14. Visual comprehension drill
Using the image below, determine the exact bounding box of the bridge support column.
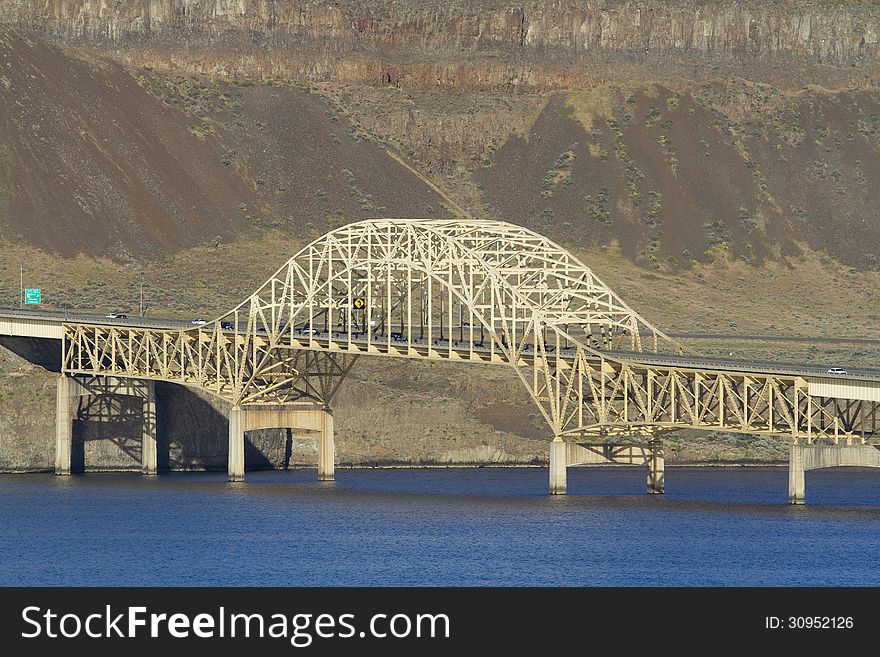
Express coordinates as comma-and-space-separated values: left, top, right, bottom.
228, 406, 245, 482
54, 375, 71, 476
647, 439, 665, 495
788, 444, 880, 504
318, 410, 335, 482
789, 445, 805, 505
141, 380, 157, 476
549, 438, 567, 495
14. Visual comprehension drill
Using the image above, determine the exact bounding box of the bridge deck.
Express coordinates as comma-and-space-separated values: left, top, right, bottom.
3, 309, 878, 384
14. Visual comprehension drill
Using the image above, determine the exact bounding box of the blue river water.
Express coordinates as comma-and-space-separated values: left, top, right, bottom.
1, 466, 879, 586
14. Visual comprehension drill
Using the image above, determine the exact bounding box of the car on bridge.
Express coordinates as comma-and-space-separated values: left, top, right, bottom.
191, 318, 208, 325
826, 367, 848, 375
104, 312, 128, 319
220, 322, 234, 330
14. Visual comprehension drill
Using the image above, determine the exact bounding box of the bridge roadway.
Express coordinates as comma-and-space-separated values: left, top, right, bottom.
3, 308, 879, 384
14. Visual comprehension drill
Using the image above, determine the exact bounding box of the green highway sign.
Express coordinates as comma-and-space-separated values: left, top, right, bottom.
24, 288, 41, 305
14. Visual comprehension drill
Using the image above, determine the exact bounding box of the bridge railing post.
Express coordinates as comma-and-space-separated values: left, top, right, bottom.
54, 375, 71, 476
550, 437, 567, 495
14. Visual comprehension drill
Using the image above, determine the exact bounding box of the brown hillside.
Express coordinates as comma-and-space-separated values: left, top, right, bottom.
131, 70, 451, 233
0, 28, 271, 257
0, 28, 451, 258
473, 84, 880, 269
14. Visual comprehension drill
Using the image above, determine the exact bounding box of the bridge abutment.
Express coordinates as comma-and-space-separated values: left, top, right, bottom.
54, 375, 72, 476
789, 444, 880, 504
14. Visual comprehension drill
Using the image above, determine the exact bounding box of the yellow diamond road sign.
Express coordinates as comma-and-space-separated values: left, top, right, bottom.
353, 297, 365, 310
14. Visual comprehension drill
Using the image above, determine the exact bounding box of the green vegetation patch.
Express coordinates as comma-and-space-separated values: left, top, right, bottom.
585, 188, 611, 225
541, 150, 576, 197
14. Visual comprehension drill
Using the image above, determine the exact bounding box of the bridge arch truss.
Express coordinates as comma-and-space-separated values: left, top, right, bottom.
61, 219, 880, 443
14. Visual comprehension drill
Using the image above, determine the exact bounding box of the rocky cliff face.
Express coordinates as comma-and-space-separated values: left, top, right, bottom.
4, 0, 877, 62
3, 1, 879, 88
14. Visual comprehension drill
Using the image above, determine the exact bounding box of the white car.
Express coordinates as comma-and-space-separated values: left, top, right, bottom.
105, 312, 128, 319
826, 367, 848, 375
191, 318, 208, 325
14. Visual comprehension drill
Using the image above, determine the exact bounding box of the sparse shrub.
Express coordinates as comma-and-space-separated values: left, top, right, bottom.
540, 150, 576, 197
585, 188, 611, 225
791, 206, 808, 221
703, 218, 731, 247
645, 191, 663, 226
739, 207, 758, 231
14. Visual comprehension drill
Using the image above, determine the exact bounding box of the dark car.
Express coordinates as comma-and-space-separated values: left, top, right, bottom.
220, 322, 234, 330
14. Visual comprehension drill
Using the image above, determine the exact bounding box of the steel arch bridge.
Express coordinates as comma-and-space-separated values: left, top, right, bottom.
61, 218, 880, 447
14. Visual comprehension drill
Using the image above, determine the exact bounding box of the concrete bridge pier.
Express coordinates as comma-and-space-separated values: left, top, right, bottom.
54, 375, 72, 475
646, 440, 665, 495
788, 445, 805, 505
789, 444, 880, 504
549, 438, 567, 495
228, 406, 245, 482
553, 439, 665, 496
318, 410, 335, 482
227, 405, 335, 482
141, 380, 157, 476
